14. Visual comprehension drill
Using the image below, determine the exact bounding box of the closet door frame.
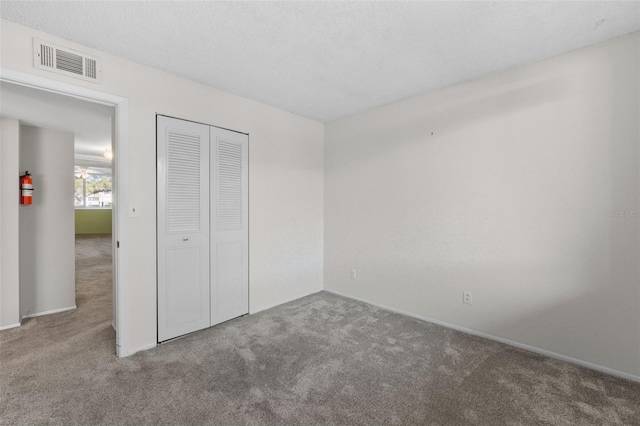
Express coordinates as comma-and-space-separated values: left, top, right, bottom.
156, 114, 249, 343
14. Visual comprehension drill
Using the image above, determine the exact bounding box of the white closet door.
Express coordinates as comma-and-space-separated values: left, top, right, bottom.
157, 116, 210, 342
210, 126, 249, 326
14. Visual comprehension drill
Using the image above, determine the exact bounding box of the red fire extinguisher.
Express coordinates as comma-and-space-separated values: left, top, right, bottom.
20, 171, 33, 205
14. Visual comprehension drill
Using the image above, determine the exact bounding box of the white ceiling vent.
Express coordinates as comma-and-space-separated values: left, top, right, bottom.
33, 38, 102, 83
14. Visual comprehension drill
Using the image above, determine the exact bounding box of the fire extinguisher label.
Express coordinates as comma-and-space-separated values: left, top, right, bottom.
22, 190, 33, 196
22, 184, 33, 190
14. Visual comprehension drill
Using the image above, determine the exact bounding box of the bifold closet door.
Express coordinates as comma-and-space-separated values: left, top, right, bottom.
158, 116, 249, 342
157, 116, 210, 342
210, 127, 249, 326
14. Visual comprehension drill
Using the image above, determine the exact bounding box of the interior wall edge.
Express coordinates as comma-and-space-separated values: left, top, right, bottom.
0, 322, 21, 331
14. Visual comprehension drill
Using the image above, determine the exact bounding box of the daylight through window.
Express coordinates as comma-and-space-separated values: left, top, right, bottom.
75, 172, 112, 208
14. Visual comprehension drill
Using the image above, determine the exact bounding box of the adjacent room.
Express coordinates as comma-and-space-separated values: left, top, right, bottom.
0, 2, 639, 425
0, 81, 117, 352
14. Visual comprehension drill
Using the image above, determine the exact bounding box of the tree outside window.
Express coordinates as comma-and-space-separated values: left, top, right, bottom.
75, 174, 112, 208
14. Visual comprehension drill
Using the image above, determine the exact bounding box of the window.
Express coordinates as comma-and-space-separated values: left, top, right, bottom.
75, 171, 112, 208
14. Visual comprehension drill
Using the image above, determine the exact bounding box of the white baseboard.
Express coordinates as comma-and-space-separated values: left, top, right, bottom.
324, 289, 640, 384
250, 288, 323, 315
120, 342, 157, 357
0, 322, 21, 331
21, 305, 77, 319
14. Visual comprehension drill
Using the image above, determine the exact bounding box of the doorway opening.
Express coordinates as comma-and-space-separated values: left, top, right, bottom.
0, 69, 130, 357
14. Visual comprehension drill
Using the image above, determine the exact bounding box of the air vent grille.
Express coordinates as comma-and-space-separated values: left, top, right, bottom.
40, 44, 54, 67
56, 49, 83, 75
85, 57, 97, 79
33, 38, 102, 83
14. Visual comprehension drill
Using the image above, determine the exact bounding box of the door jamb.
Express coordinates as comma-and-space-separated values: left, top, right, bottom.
0, 68, 131, 357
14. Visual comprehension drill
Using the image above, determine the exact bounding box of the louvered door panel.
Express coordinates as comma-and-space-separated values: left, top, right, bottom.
167, 132, 201, 233
210, 128, 249, 326
157, 116, 210, 342
217, 140, 243, 230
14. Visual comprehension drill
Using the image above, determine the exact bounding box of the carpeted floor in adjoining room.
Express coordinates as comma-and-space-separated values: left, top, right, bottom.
1, 234, 639, 425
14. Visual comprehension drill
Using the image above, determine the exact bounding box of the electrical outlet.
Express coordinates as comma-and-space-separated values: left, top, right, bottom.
350, 269, 357, 280
463, 291, 472, 305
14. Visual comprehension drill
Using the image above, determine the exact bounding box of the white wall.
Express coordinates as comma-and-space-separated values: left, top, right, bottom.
0, 118, 20, 328
325, 33, 640, 377
1, 20, 324, 352
19, 125, 75, 317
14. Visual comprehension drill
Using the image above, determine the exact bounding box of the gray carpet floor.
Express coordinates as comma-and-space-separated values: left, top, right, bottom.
1, 234, 639, 425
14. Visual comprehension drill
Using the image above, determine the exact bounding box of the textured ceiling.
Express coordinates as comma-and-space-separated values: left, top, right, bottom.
0, 81, 113, 163
1, 1, 639, 122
